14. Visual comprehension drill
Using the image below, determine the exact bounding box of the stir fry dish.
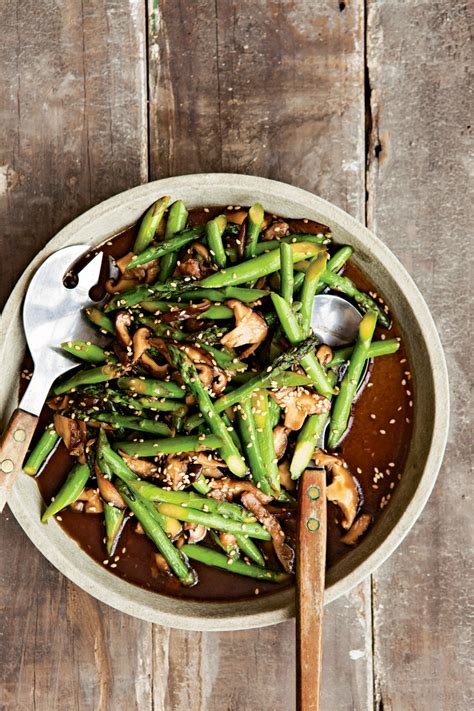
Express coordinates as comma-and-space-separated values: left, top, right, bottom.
22, 197, 414, 599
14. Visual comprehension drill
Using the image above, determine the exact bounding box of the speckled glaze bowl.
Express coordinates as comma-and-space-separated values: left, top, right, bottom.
0, 175, 449, 631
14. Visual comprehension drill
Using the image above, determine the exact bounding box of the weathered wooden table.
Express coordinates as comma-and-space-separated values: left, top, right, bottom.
1, 2, 471, 709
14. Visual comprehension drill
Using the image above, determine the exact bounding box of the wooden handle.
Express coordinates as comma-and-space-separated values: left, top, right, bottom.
296, 468, 327, 711
0, 409, 38, 512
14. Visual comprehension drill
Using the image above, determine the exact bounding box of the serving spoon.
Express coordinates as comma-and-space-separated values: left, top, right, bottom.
0, 245, 104, 512
296, 294, 362, 711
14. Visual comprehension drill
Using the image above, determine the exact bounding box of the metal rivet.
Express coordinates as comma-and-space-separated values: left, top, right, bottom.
306, 517, 320, 532
308, 484, 320, 500
13, 428, 26, 443
0, 459, 14, 473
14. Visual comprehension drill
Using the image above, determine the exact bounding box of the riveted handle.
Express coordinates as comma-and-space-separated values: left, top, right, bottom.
0, 409, 38, 512
296, 468, 327, 711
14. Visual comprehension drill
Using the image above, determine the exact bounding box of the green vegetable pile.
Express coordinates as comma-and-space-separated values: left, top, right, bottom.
23, 196, 399, 587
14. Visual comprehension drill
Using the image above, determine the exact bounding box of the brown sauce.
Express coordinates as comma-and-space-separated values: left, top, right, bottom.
22, 206, 414, 602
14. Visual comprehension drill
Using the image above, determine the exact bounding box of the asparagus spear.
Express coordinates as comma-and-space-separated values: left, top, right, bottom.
115, 435, 223, 457
234, 535, 265, 567
236, 400, 273, 496
91, 412, 172, 437
210, 530, 240, 559
328, 311, 378, 447
251, 390, 280, 495
206, 215, 227, 268
185, 334, 321, 430
128, 226, 205, 270
271, 292, 335, 399
133, 196, 170, 254
156, 502, 271, 540
168, 345, 247, 477
181, 544, 288, 582
244, 203, 265, 258
158, 200, 189, 282
115, 480, 196, 585
23, 424, 60, 476
320, 270, 391, 328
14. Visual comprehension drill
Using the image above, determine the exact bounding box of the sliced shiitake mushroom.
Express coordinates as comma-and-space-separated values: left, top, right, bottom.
221, 300, 268, 358
313, 449, 360, 529
340, 513, 372, 545
270, 387, 331, 430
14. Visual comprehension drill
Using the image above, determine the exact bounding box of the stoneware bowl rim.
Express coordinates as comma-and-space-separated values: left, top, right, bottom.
0, 174, 449, 631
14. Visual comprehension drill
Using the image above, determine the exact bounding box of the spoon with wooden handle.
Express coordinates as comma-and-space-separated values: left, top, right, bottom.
296, 465, 327, 711
296, 294, 363, 709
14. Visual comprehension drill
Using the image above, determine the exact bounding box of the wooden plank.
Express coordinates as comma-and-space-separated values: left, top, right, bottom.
0, 2, 149, 709
0, 0, 148, 308
366, 1, 472, 709
150, 3, 371, 710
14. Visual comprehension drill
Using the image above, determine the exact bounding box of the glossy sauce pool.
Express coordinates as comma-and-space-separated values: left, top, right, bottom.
23, 207, 414, 602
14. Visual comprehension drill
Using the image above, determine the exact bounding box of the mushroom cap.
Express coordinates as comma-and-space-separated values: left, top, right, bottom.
313, 449, 360, 529
221, 299, 268, 358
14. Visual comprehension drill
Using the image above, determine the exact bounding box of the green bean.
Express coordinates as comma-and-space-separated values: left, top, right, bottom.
234, 535, 265, 567
41, 462, 90, 522
52, 363, 121, 395
198, 304, 234, 320
315, 246, 353, 294
176, 286, 269, 304
181, 544, 288, 582
156, 503, 271, 540
129, 225, 205, 270
252, 390, 280, 495
244, 203, 265, 258
23, 424, 60, 476
253, 233, 328, 255
117, 376, 185, 399
168, 345, 247, 477
328, 311, 378, 447
236, 400, 273, 497
270, 292, 335, 399
192, 473, 211, 495
290, 371, 337, 479
104, 505, 126, 556
201, 242, 325, 288
105, 278, 204, 312
91, 412, 172, 437
300, 252, 328, 336
329, 338, 400, 367
135, 398, 189, 416
206, 214, 227, 268
127, 478, 255, 522
61, 340, 111, 364
158, 200, 189, 282
116, 481, 196, 585
293, 271, 305, 294
133, 195, 170, 254
280, 242, 294, 304
84, 307, 115, 334
114, 435, 223, 457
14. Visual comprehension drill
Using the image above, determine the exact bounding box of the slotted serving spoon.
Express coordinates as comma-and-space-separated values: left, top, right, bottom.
0, 245, 104, 512
297, 294, 362, 711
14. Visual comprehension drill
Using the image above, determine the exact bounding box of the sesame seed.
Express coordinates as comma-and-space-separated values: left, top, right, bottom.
379, 429, 386, 435
370, 414, 376, 420
389, 419, 396, 424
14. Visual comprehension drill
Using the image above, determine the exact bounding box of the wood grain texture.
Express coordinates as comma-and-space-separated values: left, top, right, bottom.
0, 0, 148, 307
296, 469, 327, 711
0, 409, 37, 512
366, 1, 473, 709
150, 3, 373, 711
1, 0, 471, 709
0, 2, 150, 709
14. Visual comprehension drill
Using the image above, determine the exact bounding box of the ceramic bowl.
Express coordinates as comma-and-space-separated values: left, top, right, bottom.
0, 174, 449, 631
